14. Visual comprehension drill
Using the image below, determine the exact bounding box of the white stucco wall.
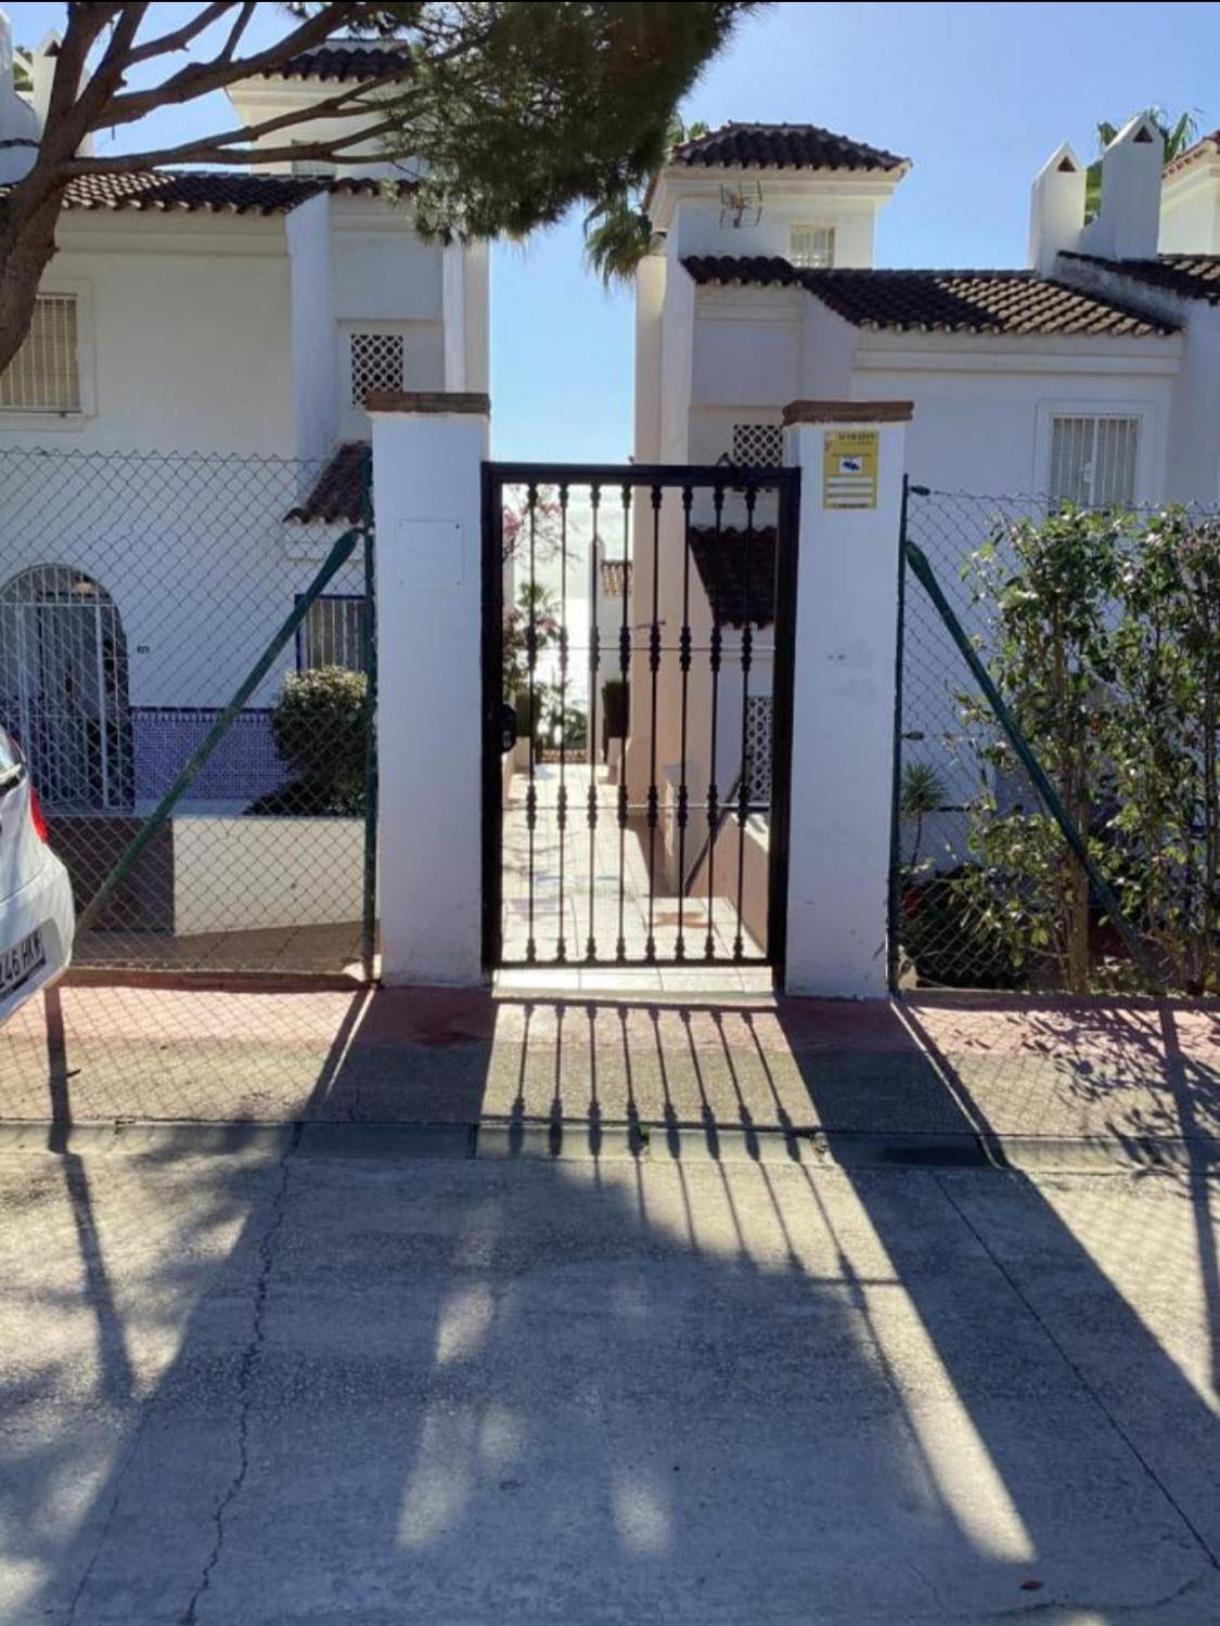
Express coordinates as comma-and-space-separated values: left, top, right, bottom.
0, 215, 297, 455
1056, 254, 1220, 505
1160, 167, 1220, 253
853, 337, 1178, 499
656, 172, 896, 268
173, 816, 363, 936
287, 192, 340, 465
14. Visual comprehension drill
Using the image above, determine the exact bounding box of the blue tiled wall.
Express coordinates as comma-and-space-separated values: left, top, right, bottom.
133, 708, 289, 805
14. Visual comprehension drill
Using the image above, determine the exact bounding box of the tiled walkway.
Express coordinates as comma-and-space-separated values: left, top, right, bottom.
500, 762, 761, 969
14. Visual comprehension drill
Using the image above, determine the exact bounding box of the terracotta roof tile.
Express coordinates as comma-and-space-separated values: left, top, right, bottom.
9, 170, 406, 217
689, 527, 777, 630
1164, 130, 1220, 180
1063, 252, 1220, 305
265, 42, 412, 84
683, 256, 1178, 336
671, 122, 907, 175
285, 443, 370, 525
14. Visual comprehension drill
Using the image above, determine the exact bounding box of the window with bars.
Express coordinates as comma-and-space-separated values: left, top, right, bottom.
0, 295, 81, 413
789, 224, 835, 269
731, 422, 784, 467
349, 331, 404, 407
1049, 415, 1140, 508
297, 595, 367, 672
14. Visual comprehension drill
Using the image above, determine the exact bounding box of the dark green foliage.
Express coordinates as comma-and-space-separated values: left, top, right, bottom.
247, 665, 368, 817
388, 7, 755, 247
901, 869, 1020, 990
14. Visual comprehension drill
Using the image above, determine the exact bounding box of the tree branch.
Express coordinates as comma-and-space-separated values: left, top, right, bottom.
122, 2, 240, 68
216, 1, 259, 66
94, 3, 367, 129
67, 74, 418, 173
64, 118, 407, 175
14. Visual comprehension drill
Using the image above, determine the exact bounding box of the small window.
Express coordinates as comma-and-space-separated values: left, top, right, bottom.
789, 225, 835, 270
298, 595, 366, 672
1049, 415, 1140, 508
732, 422, 784, 467
0, 294, 80, 413
349, 331, 404, 407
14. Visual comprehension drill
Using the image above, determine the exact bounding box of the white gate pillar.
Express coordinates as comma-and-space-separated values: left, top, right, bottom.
368, 390, 490, 985
781, 400, 912, 998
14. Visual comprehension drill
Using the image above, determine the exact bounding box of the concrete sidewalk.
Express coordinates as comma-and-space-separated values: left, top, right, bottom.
2, 1146, 1219, 1624
0, 979, 1217, 1169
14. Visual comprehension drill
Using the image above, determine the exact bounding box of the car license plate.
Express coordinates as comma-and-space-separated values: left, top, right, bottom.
0, 928, 45, 998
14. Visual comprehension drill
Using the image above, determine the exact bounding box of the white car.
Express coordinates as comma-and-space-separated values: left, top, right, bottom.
0, 725, 75, 1024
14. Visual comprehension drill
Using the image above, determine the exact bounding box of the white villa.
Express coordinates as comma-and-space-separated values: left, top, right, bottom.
0, 22, 487, 816
625, 115, 1220, 922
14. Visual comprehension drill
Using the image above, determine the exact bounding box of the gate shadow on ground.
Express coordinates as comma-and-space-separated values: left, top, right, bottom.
4, 987, 1220, 1621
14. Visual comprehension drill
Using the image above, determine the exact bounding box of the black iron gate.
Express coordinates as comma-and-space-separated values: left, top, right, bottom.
482, 461, 801, 974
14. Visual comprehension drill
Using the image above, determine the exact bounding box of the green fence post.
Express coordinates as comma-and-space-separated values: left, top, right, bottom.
902, 535, 1164, 993
75, 525, 363, 942
886, 475, 911, 992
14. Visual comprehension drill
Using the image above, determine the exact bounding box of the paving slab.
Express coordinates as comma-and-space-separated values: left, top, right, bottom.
1, 1150, 1219, 1624
1, 984, 1217, 1175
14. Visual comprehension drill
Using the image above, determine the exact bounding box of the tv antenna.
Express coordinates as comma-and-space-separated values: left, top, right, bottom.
719, 179, 763, 229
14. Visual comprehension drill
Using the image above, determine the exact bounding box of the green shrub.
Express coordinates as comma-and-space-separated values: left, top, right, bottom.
248, 665, 368, 817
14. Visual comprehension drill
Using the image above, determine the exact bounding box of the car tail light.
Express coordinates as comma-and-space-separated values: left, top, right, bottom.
29, 784, 49, 842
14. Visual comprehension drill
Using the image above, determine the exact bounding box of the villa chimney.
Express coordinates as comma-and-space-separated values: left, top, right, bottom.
1029, 143, 1085, 274
28, 32, 59, 134
1081, 114, 1164, 261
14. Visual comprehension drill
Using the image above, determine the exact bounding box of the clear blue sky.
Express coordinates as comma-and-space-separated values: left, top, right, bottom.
10, 2, 1217, 460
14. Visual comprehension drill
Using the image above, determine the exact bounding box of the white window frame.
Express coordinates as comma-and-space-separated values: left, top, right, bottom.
0, 281, 95, 428
788, 223, 836, 270
1033, 401, 1159, 508
296, 593, 366, 673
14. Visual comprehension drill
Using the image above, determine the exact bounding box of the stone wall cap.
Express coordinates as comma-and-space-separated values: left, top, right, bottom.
782, 399, 913, 425
365, 390, 491, 416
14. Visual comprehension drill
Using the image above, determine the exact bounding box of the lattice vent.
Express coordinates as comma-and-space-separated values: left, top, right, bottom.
744, 694, 774, 807
350, 331, 404, 407
731, 422, 784, 468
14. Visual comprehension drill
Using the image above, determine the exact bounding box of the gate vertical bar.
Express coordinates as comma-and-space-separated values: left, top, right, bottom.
675, 485, 693, 960
645, 484, 662, 962
481, 463, 504, 972
585, 483, 601, 961
704, 483, 725, 961
524, 483, 538, 963
766, 468, 802, 983
733, 486, 757, 961
556, 483, 569, 962
616, 481, 631, 963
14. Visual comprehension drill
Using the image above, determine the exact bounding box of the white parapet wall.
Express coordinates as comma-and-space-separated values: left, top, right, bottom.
172, 816, 363, 936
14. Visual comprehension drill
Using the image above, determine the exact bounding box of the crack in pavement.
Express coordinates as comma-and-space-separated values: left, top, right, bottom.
179, 1129, 300, 1626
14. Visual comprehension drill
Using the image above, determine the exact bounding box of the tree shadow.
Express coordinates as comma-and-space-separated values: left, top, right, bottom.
4, 987, 1220, 1622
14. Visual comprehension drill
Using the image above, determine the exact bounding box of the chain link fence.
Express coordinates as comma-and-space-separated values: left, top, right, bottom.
0, 446, 376, 977
893, 484, 1220, 998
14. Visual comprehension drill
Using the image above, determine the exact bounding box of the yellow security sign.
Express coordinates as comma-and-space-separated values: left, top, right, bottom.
822, 430, 879, 510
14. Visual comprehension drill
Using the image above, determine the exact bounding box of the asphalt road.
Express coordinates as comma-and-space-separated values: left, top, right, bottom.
1, 1141, 1219, 1625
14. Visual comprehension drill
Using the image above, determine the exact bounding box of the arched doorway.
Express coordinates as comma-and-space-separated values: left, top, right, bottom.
0, 565, 133, 810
